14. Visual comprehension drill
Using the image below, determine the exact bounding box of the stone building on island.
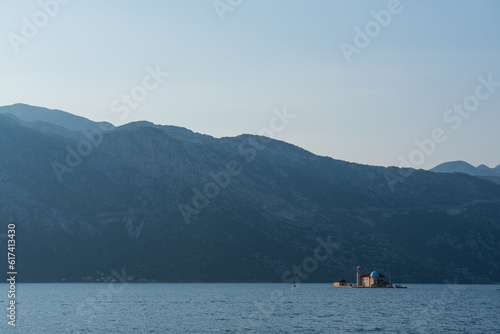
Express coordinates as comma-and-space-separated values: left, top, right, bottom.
333, 279, 347, 287
333, 265, 403, 288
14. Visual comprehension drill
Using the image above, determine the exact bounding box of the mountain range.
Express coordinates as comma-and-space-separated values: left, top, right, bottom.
1, 103, 499, 283
431, 161, 500, 185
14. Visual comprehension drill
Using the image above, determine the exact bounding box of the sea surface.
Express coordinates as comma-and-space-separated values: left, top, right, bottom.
0, 283, 498, 333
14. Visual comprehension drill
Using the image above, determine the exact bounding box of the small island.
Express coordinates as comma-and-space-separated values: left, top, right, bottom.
333, 266, 406, 288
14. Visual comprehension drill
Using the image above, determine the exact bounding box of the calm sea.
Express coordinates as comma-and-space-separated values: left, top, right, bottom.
0, 283, 498, 333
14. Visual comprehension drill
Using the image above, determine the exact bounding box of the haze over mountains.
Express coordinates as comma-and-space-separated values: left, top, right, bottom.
431, 161, 500, 177
431, 161, 500, 186
1, 104, 499, 283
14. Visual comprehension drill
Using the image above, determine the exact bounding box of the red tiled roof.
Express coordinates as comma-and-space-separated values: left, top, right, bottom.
334, 279, 346, 283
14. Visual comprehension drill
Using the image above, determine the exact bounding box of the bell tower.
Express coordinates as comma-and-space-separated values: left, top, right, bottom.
356, 265, 361, 287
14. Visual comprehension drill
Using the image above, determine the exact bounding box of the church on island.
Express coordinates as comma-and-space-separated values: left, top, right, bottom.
333, 266, 406, 288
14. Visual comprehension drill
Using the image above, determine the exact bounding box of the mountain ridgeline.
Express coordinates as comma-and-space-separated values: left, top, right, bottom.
1, 104, 499, 283
431, 161, 500, 185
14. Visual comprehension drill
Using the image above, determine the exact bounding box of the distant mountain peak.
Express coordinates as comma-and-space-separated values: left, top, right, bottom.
117, 120, 214, 143
117, 121, 157, 130
430, 161, 500, 177
0, 103, 114, 132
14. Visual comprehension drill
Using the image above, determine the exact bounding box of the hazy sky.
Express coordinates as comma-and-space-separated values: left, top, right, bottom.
1, 0, 499, 169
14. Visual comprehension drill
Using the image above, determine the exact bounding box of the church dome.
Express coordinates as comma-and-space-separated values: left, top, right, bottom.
370, 271, 379, 277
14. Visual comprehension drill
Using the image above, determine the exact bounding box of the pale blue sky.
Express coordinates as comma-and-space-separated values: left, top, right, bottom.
1, 0, 499, 169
